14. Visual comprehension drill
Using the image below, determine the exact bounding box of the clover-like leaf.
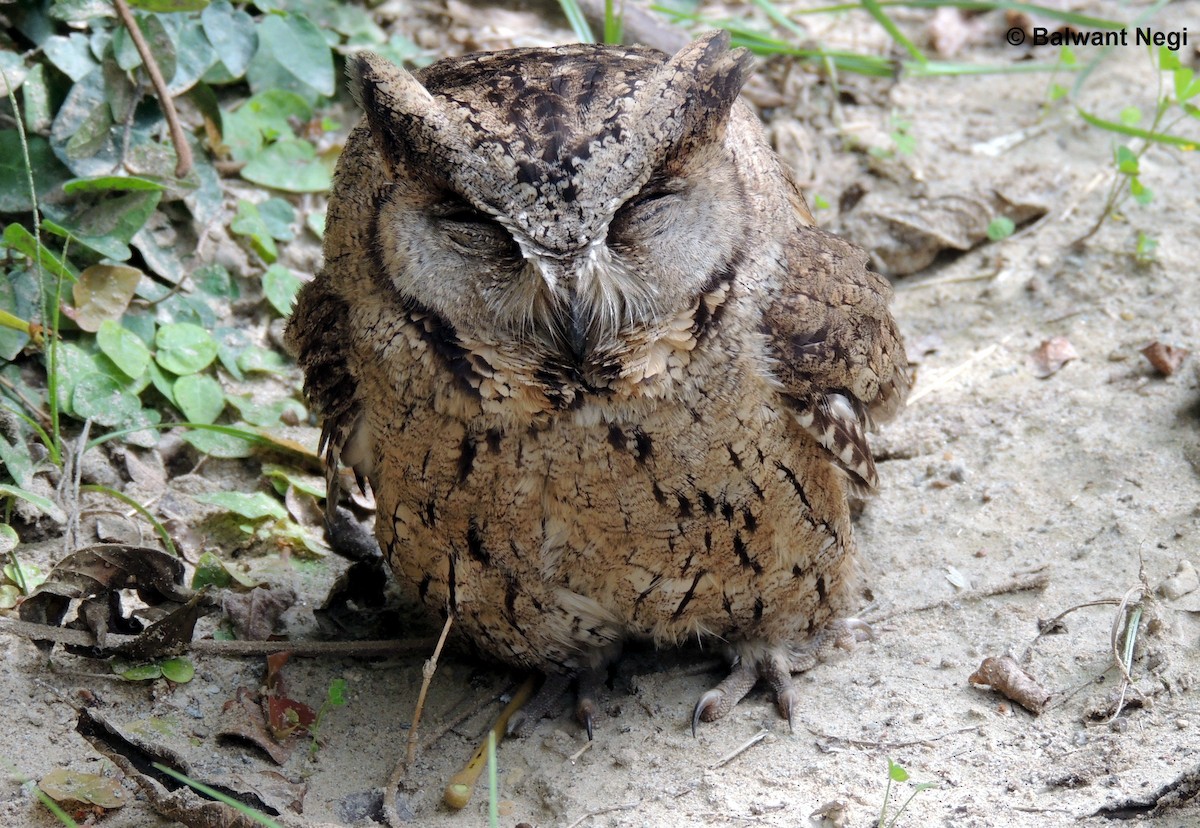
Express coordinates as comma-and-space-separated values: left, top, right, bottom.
173, 373, 225, 424
155, 323, 218, 375
97, 319, 151, 379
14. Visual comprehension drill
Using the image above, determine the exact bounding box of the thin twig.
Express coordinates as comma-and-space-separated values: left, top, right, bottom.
564, 800, 641, 828
0, 617, 437, 657
112, 0, 192, 177
708, 729, 770, 769
1019, 598, 1120, 665
383, 613, 453, 827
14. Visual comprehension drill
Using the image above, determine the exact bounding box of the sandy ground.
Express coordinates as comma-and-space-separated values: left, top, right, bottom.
3, 1, 1200, 826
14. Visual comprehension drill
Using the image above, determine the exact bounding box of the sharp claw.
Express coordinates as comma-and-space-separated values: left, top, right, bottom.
505, 710, 527, 737
585, 712, 594, 741
692, 689, 723, 737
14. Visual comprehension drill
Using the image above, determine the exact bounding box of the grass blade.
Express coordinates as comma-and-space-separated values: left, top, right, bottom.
1078, 108, 1198, 148
860, 0, 926, 63
557, 0, 595, 43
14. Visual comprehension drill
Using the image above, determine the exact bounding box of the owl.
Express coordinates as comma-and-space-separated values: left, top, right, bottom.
286, 31, 907, 736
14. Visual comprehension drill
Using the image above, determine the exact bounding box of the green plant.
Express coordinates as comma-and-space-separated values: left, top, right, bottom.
1071, 46, 1199, 247
307, 677, 348, 758
152, 763, 283, 828
878, 759, 935, 828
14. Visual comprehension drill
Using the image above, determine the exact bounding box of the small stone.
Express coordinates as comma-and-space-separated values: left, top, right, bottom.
1157, 560, 1199, 600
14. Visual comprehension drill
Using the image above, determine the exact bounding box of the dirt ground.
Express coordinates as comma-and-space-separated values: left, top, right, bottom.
3, 1, 1200, 826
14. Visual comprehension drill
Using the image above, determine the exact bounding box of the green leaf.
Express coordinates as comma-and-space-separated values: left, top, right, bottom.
156, 323, 218, 375
44, 188, 163, 262
263, 464, 324, 498
327, 678, 347, 706
1, 223, 77, 283
812, 194, 830, 210
1047, 83, 1068, 102
97, 320, 151, 379
181, 427, 255, 458
70, 265, 143, 332
194, 490, 288, 520
1079, 108, 1199, 149
173, 374, 225, 424
1158, 45, 1182, 71
986, 216, 1015, 241
240, 138, 334, 193
0, 484, 67, 523
0, 523, 17, 555
42, 33, 98, 81
259, 198, 296, 240
202, 1, 257, 78
305, 206, 325, 238
128, 0, 212, 12
0, 134, 72, 213
1129, 177, 1153, 205
1135, 232, 1158, 264
231, 199, 277, 262
159, 656, 196, 683
226, 394, 304, 427
254, 12, 335, 97
193, 263, 238, 299
115, 661, 163, 681
1115, 145, 1139, 175
62, 175, 167, 194
4, 560, 45, 593
1119, 107, 1142, 126
192, 550, 265, 589
1174, 67, 1200, 103
262, 264, 302, 316
888, 759, 910, 782
72, 372, 142, 427
235, 346, 289, 375
0, 585, 18, 610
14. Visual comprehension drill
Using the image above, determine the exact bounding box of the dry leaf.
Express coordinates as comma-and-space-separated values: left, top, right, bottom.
1141, 341, 1188, 376
969, 655, 1052, 714
1029, 336, 1078, 378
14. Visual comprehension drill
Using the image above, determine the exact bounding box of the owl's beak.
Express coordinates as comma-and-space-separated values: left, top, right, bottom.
567, 295, 590, 362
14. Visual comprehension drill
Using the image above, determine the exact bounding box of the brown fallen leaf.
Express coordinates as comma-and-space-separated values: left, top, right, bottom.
969, 655, 1052, 714
19, 545, 192, 651
1141, 341, 1188, 376
218, 686, 295, 765
1029, 336, 1078, 378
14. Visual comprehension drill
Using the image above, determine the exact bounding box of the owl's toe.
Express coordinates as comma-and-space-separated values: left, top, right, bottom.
691, 659, 759, 735
506, 673, 571, 737
760, 654, 800, 732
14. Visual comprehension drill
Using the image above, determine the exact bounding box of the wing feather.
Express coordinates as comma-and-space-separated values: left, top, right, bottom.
763, 225, 909, 491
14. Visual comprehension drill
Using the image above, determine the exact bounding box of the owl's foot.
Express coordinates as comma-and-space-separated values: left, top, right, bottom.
691, 618, 872, 735
506, 668, 605, 739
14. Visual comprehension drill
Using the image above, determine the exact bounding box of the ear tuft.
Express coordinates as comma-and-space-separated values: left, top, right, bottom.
343, 51, 445, 169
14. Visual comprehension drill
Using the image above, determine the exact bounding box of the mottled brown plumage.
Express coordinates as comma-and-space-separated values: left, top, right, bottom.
286, 32, 907, 733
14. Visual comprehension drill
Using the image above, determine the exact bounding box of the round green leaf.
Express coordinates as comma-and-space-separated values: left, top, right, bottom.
97, 320, 151, 379
0, 584, 18, 610
262, 264, 302, 317
202, 0, 257, 78
160, 656, 195, 683
240, 138, 334, 193
155, 323, 217, 375
72, 372, 142, 427
256, 13, 334, 97
0, 523, 17, 555
173, 373, 225, 424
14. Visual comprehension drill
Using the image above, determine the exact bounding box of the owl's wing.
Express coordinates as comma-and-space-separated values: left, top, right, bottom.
762, 225, 909, 492
284, 278, 367, 514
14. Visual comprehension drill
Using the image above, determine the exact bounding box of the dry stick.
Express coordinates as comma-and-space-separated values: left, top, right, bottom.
443, 675, 537, 810
708, 729, 770, 769
564, 801, 641, 828
382, 613, 453, 827
0, 617, 437, 658
112, 0, 192, 178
